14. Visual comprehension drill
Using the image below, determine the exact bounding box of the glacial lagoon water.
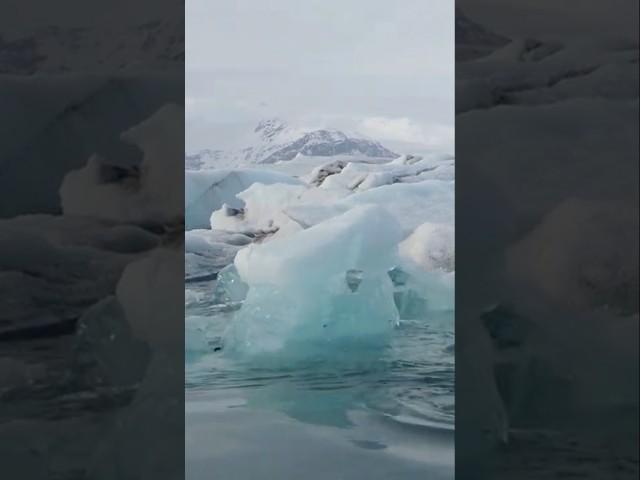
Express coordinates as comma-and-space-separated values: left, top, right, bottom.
185, 155, 455, 478
185, 273, 454, 479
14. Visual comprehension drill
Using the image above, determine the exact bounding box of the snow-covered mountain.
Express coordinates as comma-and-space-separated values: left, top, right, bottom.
185, 119, 398, 170
0, 20, 183, 74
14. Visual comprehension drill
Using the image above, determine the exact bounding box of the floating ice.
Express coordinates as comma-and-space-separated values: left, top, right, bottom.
208, 176, 454, 246
210, 181, 346, 237
184, 229, 252, 282
320, 155, 448, 192
224, 205, 404, 356
210, 182, 308, 234
399, 222, 455, 272
342, 180, 454, 234
392, 266, 455, 318
185, 169, 303, 230
215, 264, 249, 305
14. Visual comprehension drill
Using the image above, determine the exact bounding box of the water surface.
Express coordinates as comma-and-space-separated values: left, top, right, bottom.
186, 276, 454, 479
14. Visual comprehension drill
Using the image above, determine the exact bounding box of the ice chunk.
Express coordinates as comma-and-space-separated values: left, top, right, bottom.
184, 229, 250, 282
343, 180, 454, 234
210, 182, 307, 234
210, 181, 346, 237
399, 222, 455, 272
225, 205, 403, 356
185, 315, 223, 354
214, 264, 249, 305
185, 230, 245, 261
393, 288, 429, 320
210, 178, 454, 245
388, 263, 454, 319
185, 169, 303, 230
305, 159, 348, 186
316, 155, 449, 192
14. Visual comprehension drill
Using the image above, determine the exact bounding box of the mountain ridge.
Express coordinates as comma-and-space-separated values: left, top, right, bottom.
186, 119, 398, 170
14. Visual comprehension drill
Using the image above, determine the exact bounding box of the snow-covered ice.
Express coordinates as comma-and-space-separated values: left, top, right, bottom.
184, 130, 456, 478
399, 222, 455, 273
185, 169, 303, 230
185, 122, 455, 361
224, 205, 404, 355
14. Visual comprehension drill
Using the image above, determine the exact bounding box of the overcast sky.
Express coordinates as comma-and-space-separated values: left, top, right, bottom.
186, 0, 454, 153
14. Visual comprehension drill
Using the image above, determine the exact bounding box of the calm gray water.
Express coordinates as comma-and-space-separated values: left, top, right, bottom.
185, 274, 454, 480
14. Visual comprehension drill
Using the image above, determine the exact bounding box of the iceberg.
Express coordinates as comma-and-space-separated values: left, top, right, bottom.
224, 205, 404, 356
399, 222, 455, 272
210, 181, 346, 237
343, 180, 454, 234
185, 169, 303, 230
392, 267, 455, 318
319, 155, 449, 192
208, 176, 454, 245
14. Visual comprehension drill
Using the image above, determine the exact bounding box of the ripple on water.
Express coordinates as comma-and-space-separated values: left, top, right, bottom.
186, 280, 454, 431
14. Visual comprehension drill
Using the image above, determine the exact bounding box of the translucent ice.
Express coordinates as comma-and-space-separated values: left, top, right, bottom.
392, 266, 455, 318
342, 180, 454, 234
209, 177, 453, 246
214, 264, 249, 305
224, 205, 404, 356
210, 182, 308, 234
390, 221, 455, 320
184, 229, 247, 281
399, 222, 455, 272
210, 181, 345, 237
320, 155, 448, 192
185, 169, 302, 230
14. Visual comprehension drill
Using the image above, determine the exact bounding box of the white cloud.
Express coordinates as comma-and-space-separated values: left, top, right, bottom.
359, 117, 454, 152
360, 117, 425, 143
186, 0, 454, 152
